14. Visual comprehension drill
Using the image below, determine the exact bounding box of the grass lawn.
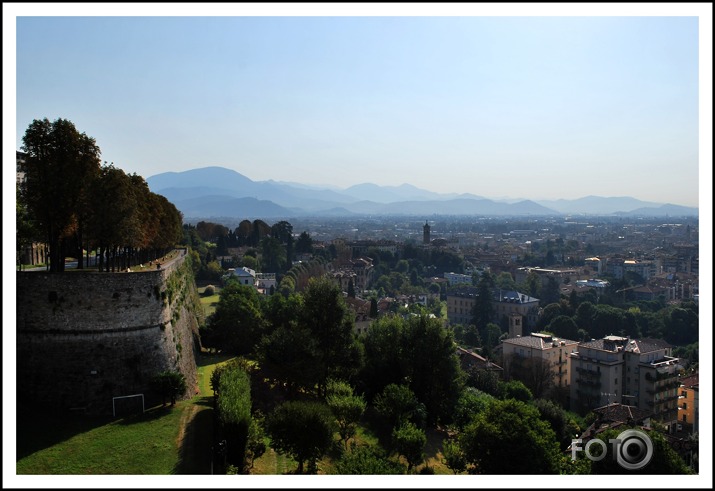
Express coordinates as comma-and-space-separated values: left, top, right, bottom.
16, 353, 235, 475
197, 286, 221, 317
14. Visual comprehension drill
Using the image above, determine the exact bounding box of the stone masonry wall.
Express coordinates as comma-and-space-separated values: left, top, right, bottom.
16, 253, 201, 415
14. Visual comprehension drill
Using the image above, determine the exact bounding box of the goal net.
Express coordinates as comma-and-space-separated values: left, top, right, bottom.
112, 393, 145, 417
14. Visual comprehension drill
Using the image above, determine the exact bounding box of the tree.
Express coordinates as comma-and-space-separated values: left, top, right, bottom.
539, 276, 561, 307
347, 279, 356, 298
369, 298, 379, 318
392, 421, 426, 472
465, 368, 500, 397
402, 315, 464, 425
151, 370, 187, 406
442, 439, 467, 474
459, 398, 562, 474
472, 272, 495, 328
265, 401, 336, 474
519, 357, 556, 400
374, 384, 426, 429
300, 277, 358, 392
20, 117, 101, 272
452, 387, 494, 430
335, 444, 407, 475
204, 283, 266, 356
498, 379, 533, 402
326, 380, 366, 449
495, 272, 516, 291
531, 398, 583, 450
245, 415, 267, 471
294, 231, 314, 254
548, 315, 579, 341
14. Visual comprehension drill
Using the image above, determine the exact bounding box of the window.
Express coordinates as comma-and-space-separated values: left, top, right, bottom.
615, 378, 618, 385
682, 402, 687, 410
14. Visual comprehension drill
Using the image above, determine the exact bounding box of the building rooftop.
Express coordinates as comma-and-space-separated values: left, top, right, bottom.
503, 332, 578, 349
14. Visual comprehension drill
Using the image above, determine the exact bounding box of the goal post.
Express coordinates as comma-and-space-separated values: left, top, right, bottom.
112, 393, 145, 417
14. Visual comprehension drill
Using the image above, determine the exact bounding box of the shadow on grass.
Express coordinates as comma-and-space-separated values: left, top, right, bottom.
114, 404, 176, 425
173, 405, 215, 474
16, 405, 114, 460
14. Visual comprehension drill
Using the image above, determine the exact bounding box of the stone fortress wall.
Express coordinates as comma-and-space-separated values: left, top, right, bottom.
16, 253, 202, 415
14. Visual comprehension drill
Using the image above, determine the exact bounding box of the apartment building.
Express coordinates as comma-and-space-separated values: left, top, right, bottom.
678, 373, 699, 434
570, 336, 680, 430
446, 287, 540, 329
500, 332, 578, 389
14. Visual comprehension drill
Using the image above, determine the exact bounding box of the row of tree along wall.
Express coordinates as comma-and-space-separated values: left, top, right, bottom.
16, 253, 202, 415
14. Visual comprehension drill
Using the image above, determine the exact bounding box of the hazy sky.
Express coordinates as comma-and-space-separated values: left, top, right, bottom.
7, 4, 711, 209
3, 6, 713, 489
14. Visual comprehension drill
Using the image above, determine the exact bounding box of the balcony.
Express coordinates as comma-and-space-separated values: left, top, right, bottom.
576, 378, 602, 389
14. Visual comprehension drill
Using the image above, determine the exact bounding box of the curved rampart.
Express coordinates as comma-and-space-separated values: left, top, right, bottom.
16, 252, 201, 415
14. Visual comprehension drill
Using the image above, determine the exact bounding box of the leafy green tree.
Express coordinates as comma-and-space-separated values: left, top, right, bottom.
205, 283, 266, 355
531, 398, 583, 450
523, 271, 541, 298
465, 368, 500, 397
258, 325, 321, 396
479, 322, 502, 358
459, 398, 561, 474
245, 414, 267, 471
300, 277, 358, 393
536, 302, 564, 330
356, 317, 407, 399
498, 379, 533, 402
664, 307, 698, 346
334, 444, 406, 475
260, 236, 287, 273
495, 271, 517, 291
452, 387, 494, 430
472, 272, 495, 328
403, 315, 464, 425
265, 401, 336, 474
548, 315, 579, 340
151, 370, 187, 406
326, 380, 366, 449
359, 315, 462, 425
294, 231, 313, 254
392, 421, 427, 472
441, 438, 467, 474
374, 384, 426, 429
20, 117, 101, 272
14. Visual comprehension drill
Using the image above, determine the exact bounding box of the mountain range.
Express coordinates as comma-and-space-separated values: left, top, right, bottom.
145, 166, 699, 220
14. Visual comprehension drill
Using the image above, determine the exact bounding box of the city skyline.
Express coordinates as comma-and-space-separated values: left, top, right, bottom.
6, 4, 712, 209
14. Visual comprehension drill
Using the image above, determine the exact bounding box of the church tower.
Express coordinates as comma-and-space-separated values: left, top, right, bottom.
423, 221, 431, 244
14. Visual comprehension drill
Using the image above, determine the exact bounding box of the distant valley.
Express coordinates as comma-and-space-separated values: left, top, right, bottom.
146, 166, 699, 220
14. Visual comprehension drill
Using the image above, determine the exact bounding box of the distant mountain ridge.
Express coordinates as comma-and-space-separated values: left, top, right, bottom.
145, 166, 698, 219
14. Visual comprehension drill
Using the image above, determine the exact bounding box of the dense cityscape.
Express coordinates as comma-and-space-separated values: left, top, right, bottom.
16, 123, 700, 476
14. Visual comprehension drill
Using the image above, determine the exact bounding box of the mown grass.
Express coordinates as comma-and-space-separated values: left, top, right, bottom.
16, 405, 184, 474
16, 353, 235, 475
197, 285, 221, 317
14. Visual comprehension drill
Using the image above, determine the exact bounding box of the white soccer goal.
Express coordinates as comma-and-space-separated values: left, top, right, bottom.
112, 393, 145, 417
